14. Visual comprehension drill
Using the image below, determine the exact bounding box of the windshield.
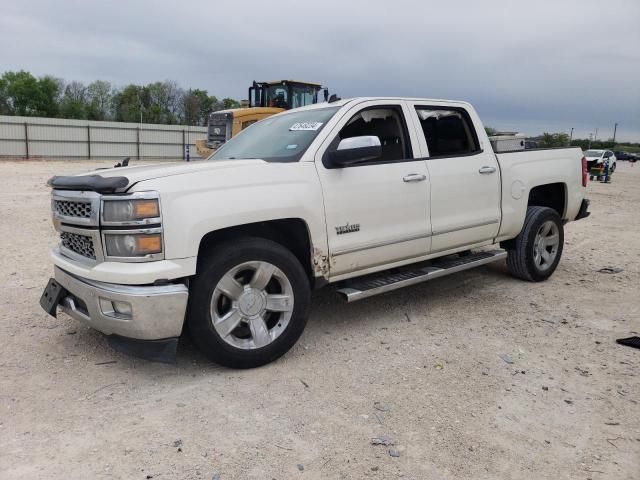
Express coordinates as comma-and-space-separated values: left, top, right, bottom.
585, 150, 603, 157
210, 107, 339, 162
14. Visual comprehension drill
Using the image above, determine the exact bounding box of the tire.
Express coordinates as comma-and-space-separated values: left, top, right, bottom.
187, 237, 311, 368
506, 206, 564, 282
611, 163, 616, 173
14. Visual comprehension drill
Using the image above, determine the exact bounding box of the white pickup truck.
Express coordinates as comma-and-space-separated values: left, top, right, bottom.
41, 97, 591, 368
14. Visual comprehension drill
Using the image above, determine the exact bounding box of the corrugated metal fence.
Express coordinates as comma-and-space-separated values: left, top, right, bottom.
0, 115, 207, 160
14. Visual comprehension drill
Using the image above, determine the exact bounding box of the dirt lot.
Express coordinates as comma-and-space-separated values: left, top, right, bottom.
0, 159, 638, 480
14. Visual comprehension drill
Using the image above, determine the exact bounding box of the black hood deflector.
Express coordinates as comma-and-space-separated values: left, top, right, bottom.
47, 175, 129, 193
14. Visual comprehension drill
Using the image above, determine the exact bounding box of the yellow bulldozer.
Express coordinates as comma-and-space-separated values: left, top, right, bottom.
195, 80, 329, 158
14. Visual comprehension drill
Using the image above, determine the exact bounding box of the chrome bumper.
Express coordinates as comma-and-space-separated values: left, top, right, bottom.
53, 266, 188, 340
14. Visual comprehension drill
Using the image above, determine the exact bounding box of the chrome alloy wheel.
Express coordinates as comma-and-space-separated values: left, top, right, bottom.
533, 220, 560, 271
210, 261, 294, 349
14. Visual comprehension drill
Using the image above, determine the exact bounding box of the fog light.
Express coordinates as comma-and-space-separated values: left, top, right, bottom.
99, 298, 133, 319
113, 301, 132, 316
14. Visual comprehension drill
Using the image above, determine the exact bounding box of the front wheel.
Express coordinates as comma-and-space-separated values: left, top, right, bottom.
506, 206, 564, 282
188, 238, 311, 368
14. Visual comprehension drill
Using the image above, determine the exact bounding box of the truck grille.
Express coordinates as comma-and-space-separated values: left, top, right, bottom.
54, 200, 93, 219
60, 232, 96, 260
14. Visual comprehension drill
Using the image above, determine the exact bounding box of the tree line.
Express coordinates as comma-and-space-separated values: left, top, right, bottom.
0, 70, 241, 126
485, 127, 639, 152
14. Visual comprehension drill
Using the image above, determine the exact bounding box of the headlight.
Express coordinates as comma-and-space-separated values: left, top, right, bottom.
102, 198, 160, 223
104, 232, 163, 257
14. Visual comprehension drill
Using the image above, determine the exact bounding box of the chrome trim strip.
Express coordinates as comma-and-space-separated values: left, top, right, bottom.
331, 232, 432, 257
432, 218, 500, 236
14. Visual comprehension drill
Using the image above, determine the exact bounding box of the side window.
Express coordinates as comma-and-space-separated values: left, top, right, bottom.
415, 107, 480, 157
335, 107, 410, 162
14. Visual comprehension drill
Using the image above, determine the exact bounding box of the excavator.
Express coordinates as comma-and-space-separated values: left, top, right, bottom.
195, 80, 330, 158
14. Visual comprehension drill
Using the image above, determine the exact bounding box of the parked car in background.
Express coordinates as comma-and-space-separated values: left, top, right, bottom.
585, 149, 616, 172
614, 151, 632, 160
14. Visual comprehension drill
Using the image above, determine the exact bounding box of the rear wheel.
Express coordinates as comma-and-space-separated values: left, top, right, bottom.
188, 238, 310, 368
506, 206, 564, 282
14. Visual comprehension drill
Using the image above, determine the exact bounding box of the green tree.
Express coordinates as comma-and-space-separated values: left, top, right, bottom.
59, 81, 88, 119
112, 84, 144, 123
539, 132, 570, 148
86, 80, 112, 120
0, 71, 62, 116
222, 97, 240, 109
0, 76, 9, 114
2, 70, 40, 115
36, 76, 62, 117
183, 89, 217, 125
0, 69, 243, 124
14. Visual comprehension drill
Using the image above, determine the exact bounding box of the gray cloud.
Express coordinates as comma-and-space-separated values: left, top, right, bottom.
2, 0, 639, 140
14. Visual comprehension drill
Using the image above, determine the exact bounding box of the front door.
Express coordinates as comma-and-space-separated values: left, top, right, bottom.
408, 102, 501, 253
315, 101, 431, 277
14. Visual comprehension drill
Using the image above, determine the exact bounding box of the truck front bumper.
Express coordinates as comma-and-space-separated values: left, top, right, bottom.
43, 267, 189, 362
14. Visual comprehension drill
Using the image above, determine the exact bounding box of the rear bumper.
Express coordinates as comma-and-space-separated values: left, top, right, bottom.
52, 266, 188, 340
575, 198, 590, 220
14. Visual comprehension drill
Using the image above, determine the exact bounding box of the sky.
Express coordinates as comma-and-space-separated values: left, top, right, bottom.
2, 0, 639, 141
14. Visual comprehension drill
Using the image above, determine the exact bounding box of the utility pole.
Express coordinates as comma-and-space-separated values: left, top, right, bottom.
588, 133, 593, 149
569, 127, 574, 145
612, 123, 618, 146
594, 128, 598, 141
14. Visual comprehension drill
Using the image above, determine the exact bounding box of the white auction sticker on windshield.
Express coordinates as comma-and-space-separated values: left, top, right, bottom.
289, 122, 323, 131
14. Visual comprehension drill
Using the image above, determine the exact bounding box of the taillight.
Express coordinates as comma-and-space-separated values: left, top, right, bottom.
581, 156, 588, 187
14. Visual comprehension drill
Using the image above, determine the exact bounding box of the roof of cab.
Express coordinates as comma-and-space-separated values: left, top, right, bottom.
283, 97, 473, 112
262, 80, 323, 87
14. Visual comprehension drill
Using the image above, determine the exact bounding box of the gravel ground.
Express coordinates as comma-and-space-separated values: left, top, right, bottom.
0, 159, 638, 480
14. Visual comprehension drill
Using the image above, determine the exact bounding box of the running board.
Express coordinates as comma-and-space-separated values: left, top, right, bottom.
336, 250, 507, 302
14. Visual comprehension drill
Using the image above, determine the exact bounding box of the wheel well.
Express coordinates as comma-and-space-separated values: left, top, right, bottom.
527, 183, 566, 218
197, 219, 313, 281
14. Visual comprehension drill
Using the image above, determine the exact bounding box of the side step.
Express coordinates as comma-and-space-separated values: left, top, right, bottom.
336, 249, 507, 302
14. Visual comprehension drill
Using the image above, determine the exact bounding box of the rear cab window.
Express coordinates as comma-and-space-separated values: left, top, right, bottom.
414, 107, 480, 158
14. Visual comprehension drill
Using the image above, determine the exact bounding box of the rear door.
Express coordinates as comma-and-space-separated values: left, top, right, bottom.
315, 100, 431, 277
407, 102, 501, 253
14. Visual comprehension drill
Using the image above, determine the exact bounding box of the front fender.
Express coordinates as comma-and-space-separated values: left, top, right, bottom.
131, 162, 328, 269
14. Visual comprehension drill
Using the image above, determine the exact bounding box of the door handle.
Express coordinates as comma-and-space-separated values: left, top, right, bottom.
403, 173, 427, 182
478, 166, 497, 174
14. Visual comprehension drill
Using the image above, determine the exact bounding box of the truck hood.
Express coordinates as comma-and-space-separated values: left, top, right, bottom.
82, 160, 266, 189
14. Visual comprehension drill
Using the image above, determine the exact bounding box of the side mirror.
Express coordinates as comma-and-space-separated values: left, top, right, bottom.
328, 136, 382, 167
